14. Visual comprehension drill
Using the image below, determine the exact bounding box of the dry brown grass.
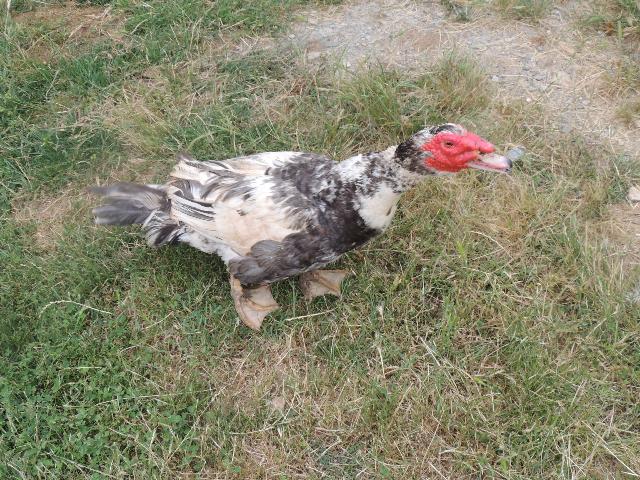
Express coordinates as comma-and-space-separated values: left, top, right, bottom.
12, 186, 89, 250
13, 3, 125, 61
11, 153, 160, 250
603, 202, 640, 270
585, 0, 640, 42
617, 96, 640, 127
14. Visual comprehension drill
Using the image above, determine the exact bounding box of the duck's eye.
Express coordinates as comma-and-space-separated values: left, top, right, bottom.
443, 141, 455, 148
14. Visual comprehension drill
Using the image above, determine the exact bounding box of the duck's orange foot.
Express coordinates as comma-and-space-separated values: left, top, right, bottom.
300, 269, 350, 301
230, 276, 279, 330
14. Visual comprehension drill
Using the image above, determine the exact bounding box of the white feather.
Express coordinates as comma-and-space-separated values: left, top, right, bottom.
167, 154, 308, 259
357, 184, 401, 231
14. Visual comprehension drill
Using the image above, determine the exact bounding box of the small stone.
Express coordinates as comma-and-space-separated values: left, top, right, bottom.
506, 147, 525, 162
270, 396, 285, 412
628, 186, 640, 202
556, 71, 571, 85
626, 282, 640, 303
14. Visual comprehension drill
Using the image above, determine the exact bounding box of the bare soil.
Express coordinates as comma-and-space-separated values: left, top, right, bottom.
285, 0, 639, 161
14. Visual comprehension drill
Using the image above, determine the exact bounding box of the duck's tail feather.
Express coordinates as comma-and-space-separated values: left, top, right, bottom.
90, 182, 169, 226
141, 210, 187, 247
91, 182, 187, 247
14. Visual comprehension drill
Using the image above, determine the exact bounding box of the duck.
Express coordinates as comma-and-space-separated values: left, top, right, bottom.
92, 123, 512, 330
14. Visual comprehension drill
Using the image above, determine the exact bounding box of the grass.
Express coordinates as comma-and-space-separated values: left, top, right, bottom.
0, 0, 332, 209
601, 57, 640, 127
493, 0, 552, 20
2, 1, 640, 479
444, 0, 554, 21
617, 96, 640, 126
607, 57, 640, 95
585, 0, 640, 41
440, 0, 473, 22
590, 3, 640, 128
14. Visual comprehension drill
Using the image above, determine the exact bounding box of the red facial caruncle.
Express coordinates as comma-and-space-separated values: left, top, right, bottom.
421, 131, 497, 173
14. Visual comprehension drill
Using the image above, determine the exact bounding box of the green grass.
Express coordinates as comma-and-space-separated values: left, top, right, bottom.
493, 0, 552, 20
2, 1, 640, 478
0, 0, 332, 209
447, 0, 554, 21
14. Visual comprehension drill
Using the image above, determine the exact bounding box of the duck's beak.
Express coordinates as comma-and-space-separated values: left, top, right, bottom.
467, 152, 513, 173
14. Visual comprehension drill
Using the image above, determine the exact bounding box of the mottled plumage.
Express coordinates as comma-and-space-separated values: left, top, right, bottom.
92, 124, 512, 329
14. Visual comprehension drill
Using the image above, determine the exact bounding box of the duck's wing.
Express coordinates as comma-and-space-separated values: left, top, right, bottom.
171, 152, 331, 185
165, 152, 334, 257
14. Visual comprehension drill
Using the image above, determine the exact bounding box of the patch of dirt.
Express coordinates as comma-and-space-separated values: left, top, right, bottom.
606, 202, 640, 263
12, 187, 90, 250
12, 157, 157, 250
282, 0, 639, 161
605, 201, 640, 302
219, 335, 312, 412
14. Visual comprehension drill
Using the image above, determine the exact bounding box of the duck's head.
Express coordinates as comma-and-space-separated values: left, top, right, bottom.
395, 124, 512, 175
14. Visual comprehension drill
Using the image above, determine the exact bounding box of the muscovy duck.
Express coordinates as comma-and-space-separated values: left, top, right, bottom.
92, 124, 512, 329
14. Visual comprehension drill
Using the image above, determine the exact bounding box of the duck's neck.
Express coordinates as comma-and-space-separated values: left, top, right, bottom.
334, 146, 426, 231
336, 146, 426, 192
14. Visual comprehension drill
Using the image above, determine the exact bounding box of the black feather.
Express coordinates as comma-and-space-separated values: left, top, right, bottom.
90, 182, 168, 225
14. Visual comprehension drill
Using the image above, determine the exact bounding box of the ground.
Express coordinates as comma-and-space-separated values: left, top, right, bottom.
1, 0, 639, 479
289, 0, 640, 159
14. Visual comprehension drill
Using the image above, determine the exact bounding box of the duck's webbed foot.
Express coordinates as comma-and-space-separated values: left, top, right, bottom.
300, 269, 350, 301
230, 276, 279, 330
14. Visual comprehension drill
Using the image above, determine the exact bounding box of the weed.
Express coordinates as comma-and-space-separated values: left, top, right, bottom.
585, 0, 640, 41
617, 96, 640, 126
601, 57, 640, 126
606, 57, 640, 96
441, 0, 473, 21
494, 0, 552, 20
